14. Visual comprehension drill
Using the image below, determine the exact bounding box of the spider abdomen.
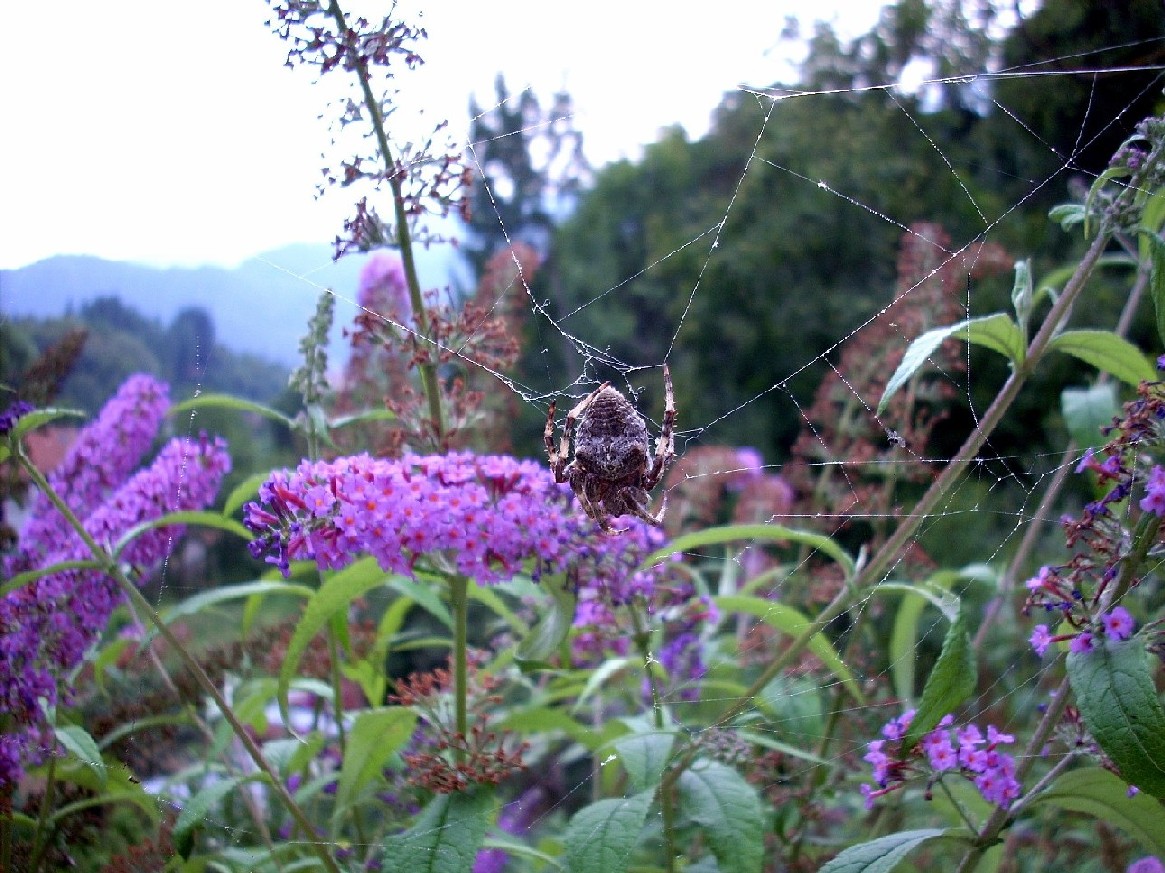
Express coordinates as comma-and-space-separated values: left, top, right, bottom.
574, 388, 649, 480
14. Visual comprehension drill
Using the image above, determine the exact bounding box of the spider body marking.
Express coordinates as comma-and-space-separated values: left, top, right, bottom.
544, 365, 676, 533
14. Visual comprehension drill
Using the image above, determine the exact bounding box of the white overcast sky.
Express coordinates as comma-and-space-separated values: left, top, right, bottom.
0, 1, 884, 270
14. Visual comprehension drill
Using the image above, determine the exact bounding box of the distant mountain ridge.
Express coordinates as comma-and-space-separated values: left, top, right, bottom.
0, 243, 460, 366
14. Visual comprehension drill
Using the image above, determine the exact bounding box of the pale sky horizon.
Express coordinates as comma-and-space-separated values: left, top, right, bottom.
0, 1, 884, 272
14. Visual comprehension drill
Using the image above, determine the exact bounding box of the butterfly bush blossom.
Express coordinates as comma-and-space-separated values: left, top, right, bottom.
1, 379, 230, 787
4, 373, 171, 577
862, 711, 1021, 809
1023, 380, 1165, 657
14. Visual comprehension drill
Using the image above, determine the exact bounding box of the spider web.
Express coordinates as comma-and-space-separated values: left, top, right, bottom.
57, 3, 1165, 865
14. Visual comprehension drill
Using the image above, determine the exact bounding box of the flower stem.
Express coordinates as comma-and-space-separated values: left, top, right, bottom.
325, 0, 445, 443
451, 574, 469, 760
16, 450, 343, 873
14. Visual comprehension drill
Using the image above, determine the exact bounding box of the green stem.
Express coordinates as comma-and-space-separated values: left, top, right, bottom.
16, 451, 343, 873
325, 0, 445, 444
627, 603, 678, 873
27, 754, 57, 873
451, 574, 469, 760
854, 226, 1112, 593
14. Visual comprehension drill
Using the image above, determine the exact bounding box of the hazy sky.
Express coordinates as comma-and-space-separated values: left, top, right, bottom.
0, 1, 883, 270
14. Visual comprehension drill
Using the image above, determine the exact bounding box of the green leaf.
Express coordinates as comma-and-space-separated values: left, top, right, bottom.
222, 472, 271, 518
497, 706, 602, 749
819, 828, 953, 873
54, 725, 106, 788
640, 523, 854, 580
147, 580, 312, 644
564, 790, 654, 873
903, 603, 976, 749
756, 675, 823, 748
6, 407, 86, 442
1062, 384, 1120, 450
1143, 232, 1165, 350
1047, 330, 1156, 387
1067, 637, 1165, 799
169, 392, 293, 426
517, 573, 577, 663
879, 314, 1025, 415
677, 759, 765, 873
0, 560, 105, 599
330, 408, 397, 428
390, 575, 453, 629
1049, 203, 1087, 231
715, 595, 863, 703
277, 557, 389, 730
381, 789, 493, 873
1011, 259, 1033, 329
173, 773, 265, 858
879, 574, 964, 704
613, 729, 676, 793
333, 707, 417, 826
1033, 766, 1165, 856
112, 510, 250, 559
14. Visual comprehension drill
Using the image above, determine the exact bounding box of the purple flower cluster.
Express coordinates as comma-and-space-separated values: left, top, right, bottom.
0, 400, 35, 435
1, 380, 230, 788
5, 374, 171, 577
245, 452, 674, 585
1028, 604, 1134, 657
863, 711, 1021, 809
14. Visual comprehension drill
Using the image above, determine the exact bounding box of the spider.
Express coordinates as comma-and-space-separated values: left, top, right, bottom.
545, 365, 676, 533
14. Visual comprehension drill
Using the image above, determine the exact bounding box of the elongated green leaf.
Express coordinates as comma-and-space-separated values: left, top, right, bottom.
613, 730, 675, 793
148, 580, 312, 644
678, 759, 765, 873
390, 576, 453, 628
640, 523, 854, 579
1049, 203, 1087, 231
903, 603, 975, 749
112, 510, 250, 559
564, 790, 654, 873
819, 828, 952, 873
715, 595, 862, 703
880, 574, 962, 704
278, 557, 389, 729
498, 706, 600, 749
1033, 767, 1165, 856
879, 314, 1025, 414
1143, 232, 1165, 350
1067, 638, 1165, 799
0, 560, 105, 599
170, 392, 293, 426
1047, 330, 1156, 387
571, 656, 633, 713
517, 573, 576, 663
7, 407, 86, 442
381, 789, 493, 873
222, 472, 271, 518
55, 725, 106, 787
1011, 259, 1033, 328
1062, 384, 1120, 450
333, 707, 417, 826
330, 408, 397, 428
757, 675, 823, 748
174, 773, 265, 857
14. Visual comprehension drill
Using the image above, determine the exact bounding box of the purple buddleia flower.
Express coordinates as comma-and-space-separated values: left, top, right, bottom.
6, 374, 170, 577
862, 712, 1021, 809
0, 431, 230, 788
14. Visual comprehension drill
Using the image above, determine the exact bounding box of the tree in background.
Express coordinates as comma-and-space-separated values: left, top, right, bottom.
534, 0, 1163, 464
464, 75, 590, 278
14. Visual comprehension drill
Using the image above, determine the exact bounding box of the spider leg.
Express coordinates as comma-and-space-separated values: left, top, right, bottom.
642, 364, 676, 490
544, 399, 567, 482
626, 493, 665, 528
559, 382, 607, 471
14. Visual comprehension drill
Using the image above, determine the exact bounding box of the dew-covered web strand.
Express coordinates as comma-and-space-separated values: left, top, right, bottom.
207, 48, 1165, 847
